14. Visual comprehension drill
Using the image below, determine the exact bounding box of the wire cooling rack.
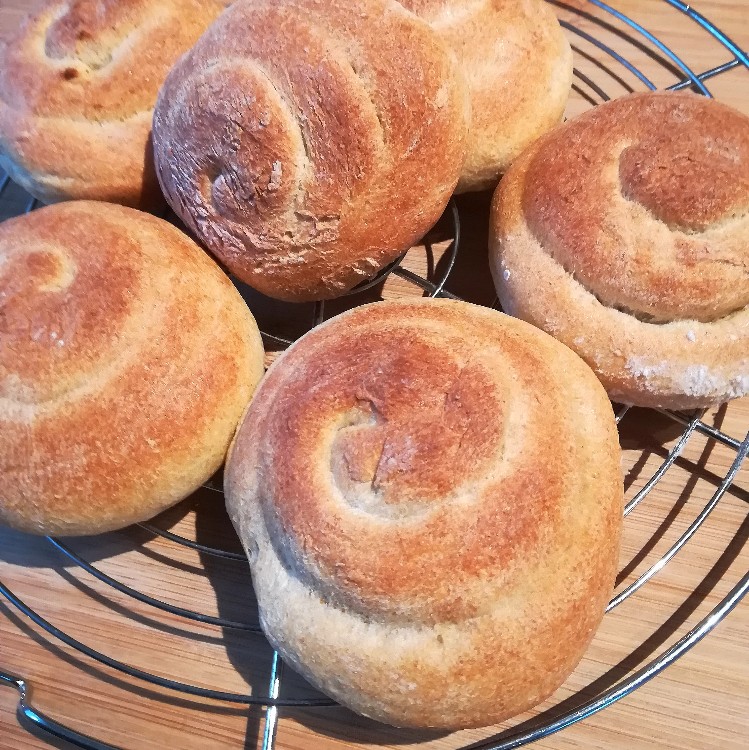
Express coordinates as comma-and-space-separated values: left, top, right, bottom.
1, 1, 748, 748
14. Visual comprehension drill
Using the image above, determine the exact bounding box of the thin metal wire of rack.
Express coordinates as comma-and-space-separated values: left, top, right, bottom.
0, 1, 747, 749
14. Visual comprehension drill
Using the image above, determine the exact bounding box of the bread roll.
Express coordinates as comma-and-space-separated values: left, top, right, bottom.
0, 0, 226, 208
399, 0, 572, 192
152, 0, 469, 302
225, 299, 623, 729
490, 92, 749, 409
0, 201, 265, 536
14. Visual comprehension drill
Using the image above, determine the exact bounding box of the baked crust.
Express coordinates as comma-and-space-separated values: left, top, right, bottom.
490, 92, 749, 409
0, 0, 225, 207
399, 0, 573, 192
225, 299, 623, 728
0, 201, 265, 535
153, 0, 470, 302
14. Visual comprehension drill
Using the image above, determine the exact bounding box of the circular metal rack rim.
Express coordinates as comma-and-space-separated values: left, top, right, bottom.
1, 1, 748, 749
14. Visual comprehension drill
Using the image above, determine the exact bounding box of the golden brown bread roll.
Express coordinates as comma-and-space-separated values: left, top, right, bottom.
152, 0, 469, 302
225, 299, 623, 729
399, 0, 573, 192
490, 92, 749, 409
0, 0, 227, 208
0, 201, 265, 536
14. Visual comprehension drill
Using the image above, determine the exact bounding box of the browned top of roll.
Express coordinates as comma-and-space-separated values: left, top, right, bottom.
0, 201, 264, 535
227, 300, 621, 624
225, 299, 622, 726
399, 0, 572, 192
153, 0, 469, 302
0, 0, 225, 206
521, 92, 749, 323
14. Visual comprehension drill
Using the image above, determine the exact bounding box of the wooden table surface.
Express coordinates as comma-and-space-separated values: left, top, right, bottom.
0, 1, 747, 750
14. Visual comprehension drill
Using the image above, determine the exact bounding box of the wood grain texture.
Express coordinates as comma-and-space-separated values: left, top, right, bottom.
0, 1, 748, 749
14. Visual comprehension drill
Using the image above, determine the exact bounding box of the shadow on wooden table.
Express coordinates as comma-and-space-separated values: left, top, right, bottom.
438, 191, 497, 307
616, 403, 749, 585
194, 501, 273, 750
286, 703, 452, 746
0, 521, 156, 569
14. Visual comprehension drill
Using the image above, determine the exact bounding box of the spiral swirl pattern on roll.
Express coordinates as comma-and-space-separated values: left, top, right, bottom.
152, 0, 469, 302
0, 0, 226, 207
491, 92, 749, 409
0, 201, 264, 535
225, 299, 622, 728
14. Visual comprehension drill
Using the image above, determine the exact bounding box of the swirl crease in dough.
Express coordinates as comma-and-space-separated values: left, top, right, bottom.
0, 201, 265, 535
225, 299, 623, 728
0, 0, 227, 207
490, 92, 749, 409
153, 0, 470, 302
